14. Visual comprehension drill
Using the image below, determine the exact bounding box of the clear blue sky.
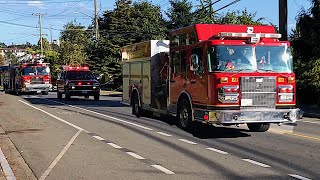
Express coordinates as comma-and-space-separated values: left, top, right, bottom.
0, 0, 311, 45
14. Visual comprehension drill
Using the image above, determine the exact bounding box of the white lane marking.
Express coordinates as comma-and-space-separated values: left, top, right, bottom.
288, 174, 312, 180
107, 143, 122, 149
39, 130, 82, 180
93, 136, 105, 141
19, 100, 90, 133
151, 165, 175, 175
126, 152, 145, 160
0, 148, 16, 180
178, 139, 197, 145
206, 148, 229, 155
300, 120, 320, 125
157, 132, 172, 137
242, 159, 271, 168
41, 98, 154, 131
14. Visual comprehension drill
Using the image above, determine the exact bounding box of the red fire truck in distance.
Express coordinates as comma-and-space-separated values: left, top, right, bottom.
2, 61, 52, 95
122, 24, 300, 132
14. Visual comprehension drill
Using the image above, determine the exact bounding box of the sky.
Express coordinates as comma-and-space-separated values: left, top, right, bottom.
0, 0, 312, 46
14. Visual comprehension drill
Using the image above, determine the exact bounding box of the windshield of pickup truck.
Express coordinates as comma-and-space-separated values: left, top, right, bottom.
66, 71, 95, 80
21, 66, 50, 75
208, 45, 293, 73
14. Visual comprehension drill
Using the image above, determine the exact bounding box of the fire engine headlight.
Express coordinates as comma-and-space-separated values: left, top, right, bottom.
71, 86, 75, 89
279, 94, 293, 102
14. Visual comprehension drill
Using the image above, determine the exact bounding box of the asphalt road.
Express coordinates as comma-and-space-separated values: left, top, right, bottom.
0, 92, 319, 180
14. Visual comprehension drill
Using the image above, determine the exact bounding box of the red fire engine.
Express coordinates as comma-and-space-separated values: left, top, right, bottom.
122, 24, 300, 132
1, 60, 52, 95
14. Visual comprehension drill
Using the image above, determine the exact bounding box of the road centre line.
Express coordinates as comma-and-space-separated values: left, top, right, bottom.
206, 148, 229, 155
156, 132, 172, 137
288, 174, 312, 180
107, 143, 123, 149
151, 165, 175, 175
39, 130, 82, 180
41, 98, 154, 131
242, 159, 270, 168
178, 139, 197, 145
0, 148, 16, 180
126, 152, 145, 160
18, 100, 89, 133
93, 136, 105, 141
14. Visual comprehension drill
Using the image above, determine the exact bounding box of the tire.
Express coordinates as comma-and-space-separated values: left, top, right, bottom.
42, 91, 49, 95
132, 93, 142, 117
57, 91, 62, 99
94, 94, 100, 100
65, 91, 71, 101
177, 99, 194, 132
247, 123, 270, 132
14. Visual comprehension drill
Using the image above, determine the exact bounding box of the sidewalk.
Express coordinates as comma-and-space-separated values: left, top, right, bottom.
0, 168, 5, 180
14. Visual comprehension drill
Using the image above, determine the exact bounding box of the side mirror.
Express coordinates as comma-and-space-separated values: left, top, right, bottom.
95, 74, 101, 80
190, 54, 199, 72
57, 72, 61, 80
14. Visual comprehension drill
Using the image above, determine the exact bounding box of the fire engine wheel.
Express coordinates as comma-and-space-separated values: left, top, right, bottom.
132, 93, 142, 118
247, 123, 270, 132
177, 99, 194, 131
57, 91, 62, 99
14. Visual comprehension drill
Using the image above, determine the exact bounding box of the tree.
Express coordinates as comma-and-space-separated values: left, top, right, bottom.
217, 9, 264, 25
59, 21, 89, 66
166, 0, 193, 29
291, 0, 320, 104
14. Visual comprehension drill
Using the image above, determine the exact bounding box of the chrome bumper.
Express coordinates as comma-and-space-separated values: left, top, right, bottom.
24, 84, 51, 92
206, 108, 300, 124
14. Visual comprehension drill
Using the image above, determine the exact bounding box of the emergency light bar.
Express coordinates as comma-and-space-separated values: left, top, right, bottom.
62, 65, 89, 71
217, 32, 282, 39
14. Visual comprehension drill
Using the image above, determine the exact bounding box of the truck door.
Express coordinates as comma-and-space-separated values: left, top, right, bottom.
169, 50, 181, 105
186, 46, 208, 105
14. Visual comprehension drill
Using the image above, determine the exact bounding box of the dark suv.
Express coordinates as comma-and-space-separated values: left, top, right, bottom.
56, 67, 100, 100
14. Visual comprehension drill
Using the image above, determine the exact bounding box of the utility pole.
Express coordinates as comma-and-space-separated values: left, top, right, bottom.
94, 0, 99, 40
49, 24, 53, 46
32, 13, 47, 56
279, 0, 287, 41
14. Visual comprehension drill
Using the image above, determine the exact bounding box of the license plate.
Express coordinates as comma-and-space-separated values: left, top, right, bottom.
37, 90, 41, 93
82, 91, 88, 93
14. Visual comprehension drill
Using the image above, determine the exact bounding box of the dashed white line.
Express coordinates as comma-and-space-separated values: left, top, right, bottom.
288, 174, 312, 180
107, 143, 122, 149
126, 152, 145, 160
19, 100, 90, 133
242, 159, 270, 168
93, 136, 105, 141
151, 165, 175, 175
0, 148, 16, 180
157, 132, 172, 137
178, 139, 197, 145
206, 148, 229, 155
39, 130, 82, 180
41, 98, 154, 131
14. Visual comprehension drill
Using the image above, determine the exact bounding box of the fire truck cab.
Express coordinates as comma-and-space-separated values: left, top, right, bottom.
122, 24, 300, 132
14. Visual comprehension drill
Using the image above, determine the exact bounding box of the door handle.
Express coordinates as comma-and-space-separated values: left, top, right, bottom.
170, 80, 176, 83
190, 80, 196, 84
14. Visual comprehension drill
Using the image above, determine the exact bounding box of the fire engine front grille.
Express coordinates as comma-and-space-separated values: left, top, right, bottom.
240, 76, 276, 109
30, 77, 43, 84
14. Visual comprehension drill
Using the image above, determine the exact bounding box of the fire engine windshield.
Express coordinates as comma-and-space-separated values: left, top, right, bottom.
256, 46, 293, 72
208, 45, 293, 73
208, 45, 255, 72
66, 71, 95, 80
21, 66, 50, 75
